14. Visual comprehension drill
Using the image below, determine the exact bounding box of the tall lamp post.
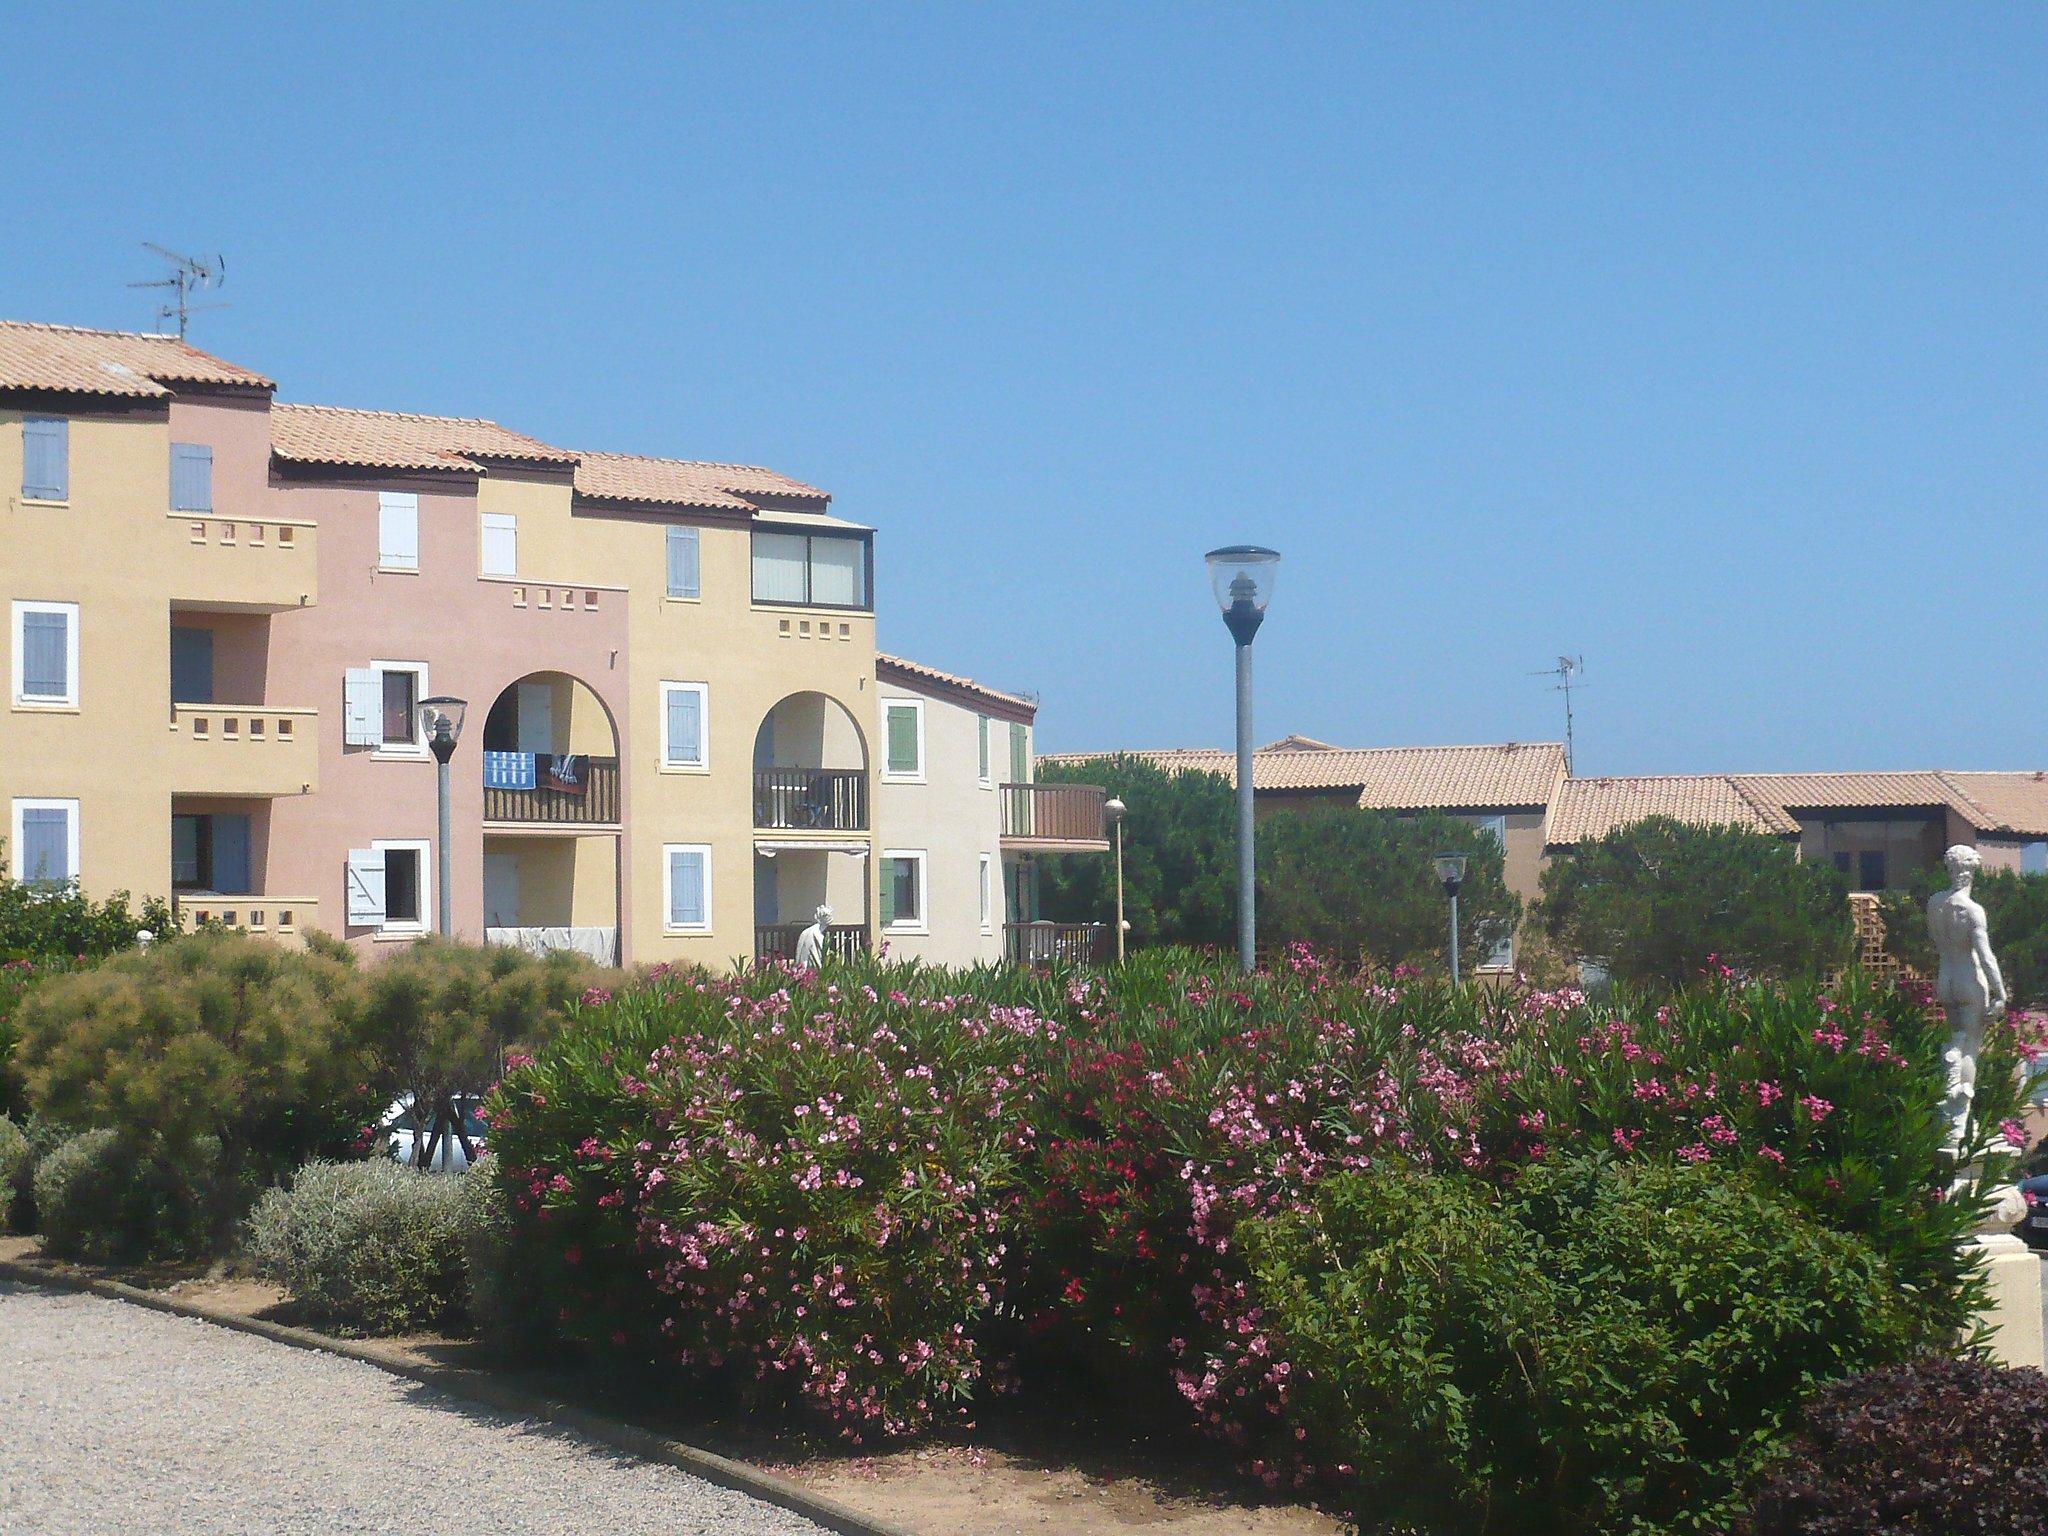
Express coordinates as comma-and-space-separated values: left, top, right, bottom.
1104, 795, 1127, 963
1434, 851, 1468, 987
1205, 546, 1280, 973
418, 696, 468, 938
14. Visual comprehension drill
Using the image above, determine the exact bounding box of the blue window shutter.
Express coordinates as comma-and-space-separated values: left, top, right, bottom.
22, 417, 67, 500
170, 626, 215, 703
212, 814, 252, 894
20, 610, 68, 698
19, 808, 70, 884
170, 443, 213, 511
666, 687, 702, 765
666, 526, 700, 599
669, 849, 706, 926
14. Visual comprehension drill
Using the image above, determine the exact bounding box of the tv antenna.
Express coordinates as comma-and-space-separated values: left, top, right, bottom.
127, 243, 227, 338
1531, 655, 1586, 774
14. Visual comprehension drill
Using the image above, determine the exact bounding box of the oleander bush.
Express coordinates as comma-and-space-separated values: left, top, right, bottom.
457, 1160, 558, 1354
0, 1112, 27, 1205
33, 1126, 222, 1263
480, 949, 2030, 1463
1245, 1158, 1918, 1536
245, 1158, 472, 1335
1742, 1355, 2048, 1535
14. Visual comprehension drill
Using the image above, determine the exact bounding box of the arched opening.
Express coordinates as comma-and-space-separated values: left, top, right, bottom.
752, 691, 871, 960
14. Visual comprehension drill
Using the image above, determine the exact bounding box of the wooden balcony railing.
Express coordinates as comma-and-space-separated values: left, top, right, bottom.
1004, 921, 1111, 966
1000, 782, 1109, 847
755, 922, 871, 963
482, 753, 621, 825
753, 768, 869, 832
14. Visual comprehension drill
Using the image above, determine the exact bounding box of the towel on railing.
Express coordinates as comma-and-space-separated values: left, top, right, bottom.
483, 750, 537, 790
543, 754, 585, 795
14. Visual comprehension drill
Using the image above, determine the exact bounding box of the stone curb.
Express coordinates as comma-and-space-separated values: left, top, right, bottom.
0, 1255, 915, 1536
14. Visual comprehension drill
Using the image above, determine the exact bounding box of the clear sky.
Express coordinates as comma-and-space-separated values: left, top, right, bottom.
5, 5, 2042, 773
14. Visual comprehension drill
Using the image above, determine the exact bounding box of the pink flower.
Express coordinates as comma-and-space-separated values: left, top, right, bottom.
1796, 1094, 1833, 1124
1756, 1146, 1785, 1167
2000, 1118, 2029, 1150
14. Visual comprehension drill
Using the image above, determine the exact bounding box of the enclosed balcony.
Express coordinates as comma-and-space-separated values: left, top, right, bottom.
480, 672, 622, 828
999, 782, 1110, 853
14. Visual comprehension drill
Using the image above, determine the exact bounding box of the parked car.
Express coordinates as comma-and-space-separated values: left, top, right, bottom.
2018, 1173, 2048, 1251
384, 1093, 488, 1173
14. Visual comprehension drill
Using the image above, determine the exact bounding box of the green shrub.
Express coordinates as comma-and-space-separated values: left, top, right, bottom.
0, 1113, 27, 1199
0, 861, 173, 965
1244, 1158, 1919, 1536
244, 1159, 471, 1336
456, 1161, 556, 1354
33, 1127, 221, 1263
1879, 868, 2048, 1008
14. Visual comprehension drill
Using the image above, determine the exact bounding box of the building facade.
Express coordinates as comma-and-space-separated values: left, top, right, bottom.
1, 321, 1107, 967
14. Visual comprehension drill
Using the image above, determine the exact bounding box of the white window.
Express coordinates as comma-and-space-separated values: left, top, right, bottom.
977, 716, 991, 786
664, 843, 712, 932
479, 512, 517, 577
21, 417, 67, 501
11, 798, 78, 887
979, 852, 994, 933
881, 849, 926, 932
882, 699, 924, 782
348, 840, 429, 934
1470, 813, 1508, 846
12, 601, 78, 708
170, 443, 213, 512
666, 525, 700, 599
378, 492, 420, 571
749, 529, 870, 609
660, 681, 709, 770
344, 662, 428, 753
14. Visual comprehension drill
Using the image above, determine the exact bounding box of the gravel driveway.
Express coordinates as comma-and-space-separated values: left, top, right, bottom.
0, 1281, 830, 1536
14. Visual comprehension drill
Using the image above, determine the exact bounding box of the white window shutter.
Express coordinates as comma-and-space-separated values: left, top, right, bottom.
342, 667, 381, 746
379, 492, 419, 570
480, 512, 517, 577
345, 848, 386, 925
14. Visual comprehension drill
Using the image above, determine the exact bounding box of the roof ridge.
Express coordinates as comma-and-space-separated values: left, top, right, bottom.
0, 319, 193, 341
275, 400, 511, 430
577, 447, 782, 474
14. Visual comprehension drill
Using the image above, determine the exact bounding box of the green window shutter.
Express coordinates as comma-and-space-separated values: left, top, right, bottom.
977, 716, 990, 781
879, 859, 898, 926
1009, 722, 1028, 783
887, 705, 918, 775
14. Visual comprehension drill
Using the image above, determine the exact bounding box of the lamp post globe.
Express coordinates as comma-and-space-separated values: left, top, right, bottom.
1205, 546, 1279, 973
417, 696, 468, 937
1104, 795, 1128, 964
1434, 851, 1468, 986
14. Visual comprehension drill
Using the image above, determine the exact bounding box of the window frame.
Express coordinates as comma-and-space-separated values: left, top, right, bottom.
881, 848, 928, 934
977, 715, 991, 787
378, 491, 421, 573
662, 842, 714, 934
658, 680, 710, 772
478, 510, 518, 578
169, 441, 214, 513
748, 527, 874, 612
20, 416, 68, 502
881, 698, 925, 783
979, 851, 994, 934
11, 797, 79, 888
665, 524, 701, 601
12, 600, 79, 710
370, 659, 429, 758
370, 837, 431, 936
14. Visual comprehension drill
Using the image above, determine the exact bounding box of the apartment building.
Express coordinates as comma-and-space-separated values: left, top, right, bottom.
0, 321, 1107, 967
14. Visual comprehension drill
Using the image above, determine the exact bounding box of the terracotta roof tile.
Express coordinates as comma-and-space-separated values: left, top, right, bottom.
1548, 776, 1800, 843
1041, 742, 1568, 809
271, 403, 574, 474
1936, 772, 2048, 838
1731, 772, 1975, 818
0, 320, 272, 396
573, 450, 828, 510
877, 654, 1035, 719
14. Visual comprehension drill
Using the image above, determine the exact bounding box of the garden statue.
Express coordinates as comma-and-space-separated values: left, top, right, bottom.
1928, 844, 2007, 1155
795, 904, 832, 969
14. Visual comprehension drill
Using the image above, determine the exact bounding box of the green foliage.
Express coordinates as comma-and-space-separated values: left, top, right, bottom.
0, 851, 174, 964
1877, 867, 2048, 1006
1538, 817, 1854, 988
244, 1159, 471, 1336
0, 1113, 26, 1200
1036, 755, 1235, 945
1246, 1158, 1919, 1536
456, 1163, 557, 1354
1255, 804, 1520, 969
33, 1127, 221, 1263
0, 959, 69, 1120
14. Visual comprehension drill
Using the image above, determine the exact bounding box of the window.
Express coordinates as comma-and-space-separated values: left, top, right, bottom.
171, 812, 251, 893
170, 443, 213, 512
1832, 852, 1853, 876
378, 492, 419, 571
881, 850, 926, 931
347, 840, 430, 934
11, 799, 77, 887
381, 669, 419, 747
1471, 813, 1507, 846
1858, 850, 1887, 892
1009, 721, 1029, 785
979, 852, 994, 933
749, 529, 871, 609
977, 716, 991, 786
170, 625, 214, 704
660, 681, 708, 770
666, 525, 700, 599
21, 417, 67, 500
664, 844, 712, 932
344, 662, 428, 752
882, 699, 924, 781
12, 601, 77, 708
479, 512, 517, 577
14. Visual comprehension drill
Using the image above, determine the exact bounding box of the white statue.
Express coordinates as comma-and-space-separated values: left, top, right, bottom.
794, 904, 832, 969
1928, 845, 2007, 1154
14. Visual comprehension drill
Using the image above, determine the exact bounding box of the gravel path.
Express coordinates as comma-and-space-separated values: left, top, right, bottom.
0, 1281, 830, 1536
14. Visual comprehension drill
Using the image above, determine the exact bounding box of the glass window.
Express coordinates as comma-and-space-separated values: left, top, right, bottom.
170, 443, 213, 512
749, 529, 870, 609
384, 846, 422, 926
809, 537, 864, 605
172, 815, 205, 887
666, 525, 700, 599
881, 852, 924, 929
979, 853, 993, 930
750, 531, 809, 604
1858, 850, 1887, 892
381, 668, 418, 746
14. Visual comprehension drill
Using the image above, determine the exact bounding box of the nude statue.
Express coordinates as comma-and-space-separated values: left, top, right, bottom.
794, 904, 832, 970
1928, 845, 2006, 1154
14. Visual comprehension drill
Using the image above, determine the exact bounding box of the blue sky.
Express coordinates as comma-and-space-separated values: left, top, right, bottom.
6, 5, 2043, 772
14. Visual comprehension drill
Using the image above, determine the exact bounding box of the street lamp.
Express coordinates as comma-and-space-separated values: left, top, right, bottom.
1104, 795, 1128, 963
1434, 851, 1468, 987
1205, 545, 1279, 973
417, 696, 468, 937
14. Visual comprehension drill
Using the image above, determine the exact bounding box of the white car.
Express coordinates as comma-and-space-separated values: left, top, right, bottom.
384, 1093, 488, 1173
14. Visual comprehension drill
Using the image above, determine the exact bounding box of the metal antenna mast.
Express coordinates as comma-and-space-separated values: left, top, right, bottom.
127, 244, 227, 338
1530, 655, 1586, 774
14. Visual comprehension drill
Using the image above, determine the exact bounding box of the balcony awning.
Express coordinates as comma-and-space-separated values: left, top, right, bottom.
753, 508, 874, 535
754, 839, 870, 856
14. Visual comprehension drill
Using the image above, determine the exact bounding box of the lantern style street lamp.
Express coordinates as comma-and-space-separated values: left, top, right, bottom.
1104, 795, 1128, 963
417, 696, 468, 937
1205, 546, 1279, 973
1434, 851, 1468, 986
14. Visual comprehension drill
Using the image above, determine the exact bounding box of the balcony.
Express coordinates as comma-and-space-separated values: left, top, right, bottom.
1000, 783, 1110, 852
753, 768, 869, 833
755, 922, 871, 963
168, 705, 318, 796
174, 894, 318, 947
482, 753, 621, 826
1004, 921, 1111, 966
168, 513, 317, 612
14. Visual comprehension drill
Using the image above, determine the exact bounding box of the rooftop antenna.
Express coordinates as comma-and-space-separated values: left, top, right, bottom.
127, 243, 227, 338
1530, 654, 1586, 774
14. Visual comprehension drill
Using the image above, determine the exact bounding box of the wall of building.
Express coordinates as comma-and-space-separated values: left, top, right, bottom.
874, 678, 1008, 965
